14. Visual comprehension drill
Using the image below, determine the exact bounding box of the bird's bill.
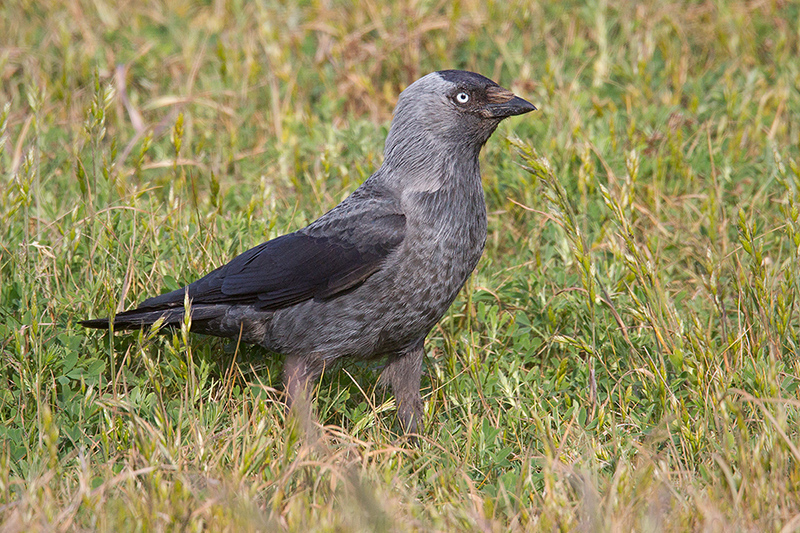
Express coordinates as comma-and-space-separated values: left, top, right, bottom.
484, 94, 537, 118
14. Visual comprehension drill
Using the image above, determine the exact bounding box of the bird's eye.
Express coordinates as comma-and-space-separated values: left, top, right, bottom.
455, 92, 470, 104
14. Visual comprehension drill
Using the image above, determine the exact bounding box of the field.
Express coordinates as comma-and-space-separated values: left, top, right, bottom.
2, 0, 800, 530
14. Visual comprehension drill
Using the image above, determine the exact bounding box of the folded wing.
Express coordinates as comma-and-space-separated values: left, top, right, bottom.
137, 211, 406, 312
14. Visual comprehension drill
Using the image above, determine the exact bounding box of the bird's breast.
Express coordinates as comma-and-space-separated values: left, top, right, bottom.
394, 183, 488, 306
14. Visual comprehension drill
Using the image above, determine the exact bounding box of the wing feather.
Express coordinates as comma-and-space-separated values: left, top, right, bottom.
138, 211, 405, 312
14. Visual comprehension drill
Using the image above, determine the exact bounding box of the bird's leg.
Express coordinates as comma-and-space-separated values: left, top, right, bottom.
283, 354, 323, 430
379, 338, 425, 435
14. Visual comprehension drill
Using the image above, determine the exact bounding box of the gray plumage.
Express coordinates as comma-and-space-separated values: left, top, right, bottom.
82, 70, 536, 435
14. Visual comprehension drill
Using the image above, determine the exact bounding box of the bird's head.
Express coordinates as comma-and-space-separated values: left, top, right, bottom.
383, 70, 536, 169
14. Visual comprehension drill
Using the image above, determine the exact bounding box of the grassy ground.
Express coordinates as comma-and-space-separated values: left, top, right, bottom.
2, 0, 800, 530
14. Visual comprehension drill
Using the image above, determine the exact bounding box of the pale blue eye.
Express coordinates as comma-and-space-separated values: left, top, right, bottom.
456, 92, 469, 104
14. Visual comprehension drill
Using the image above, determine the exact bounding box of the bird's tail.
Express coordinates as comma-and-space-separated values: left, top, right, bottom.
80, 307, 186, 331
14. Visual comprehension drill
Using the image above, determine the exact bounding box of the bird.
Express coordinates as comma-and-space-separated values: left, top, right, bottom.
81, 70, 536, 435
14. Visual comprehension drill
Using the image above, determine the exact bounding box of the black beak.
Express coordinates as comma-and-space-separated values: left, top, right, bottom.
486, 95, 537, 119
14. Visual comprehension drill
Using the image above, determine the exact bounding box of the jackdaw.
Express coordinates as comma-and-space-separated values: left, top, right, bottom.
82, 70, 536, 435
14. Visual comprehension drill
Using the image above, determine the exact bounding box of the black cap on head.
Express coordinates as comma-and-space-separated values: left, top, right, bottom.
437, 70, 499, 88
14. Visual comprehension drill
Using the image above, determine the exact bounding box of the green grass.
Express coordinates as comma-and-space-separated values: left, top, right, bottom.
2, 0, 800, 530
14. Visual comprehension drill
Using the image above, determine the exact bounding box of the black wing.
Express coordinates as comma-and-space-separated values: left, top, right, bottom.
138, 212, 405, 311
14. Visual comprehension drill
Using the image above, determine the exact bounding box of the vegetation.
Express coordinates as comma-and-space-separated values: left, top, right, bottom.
2, 0, 800, 530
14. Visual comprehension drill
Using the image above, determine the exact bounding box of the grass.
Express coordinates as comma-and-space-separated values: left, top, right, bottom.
2, 0, 800, 530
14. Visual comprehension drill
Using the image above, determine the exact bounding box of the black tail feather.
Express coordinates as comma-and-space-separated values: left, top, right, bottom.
79, 317, 113, 329
80, 304, 232, 332
80, 307, 186, 331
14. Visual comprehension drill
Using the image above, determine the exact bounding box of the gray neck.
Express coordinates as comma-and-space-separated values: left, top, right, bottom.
379, 125, 483, 194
